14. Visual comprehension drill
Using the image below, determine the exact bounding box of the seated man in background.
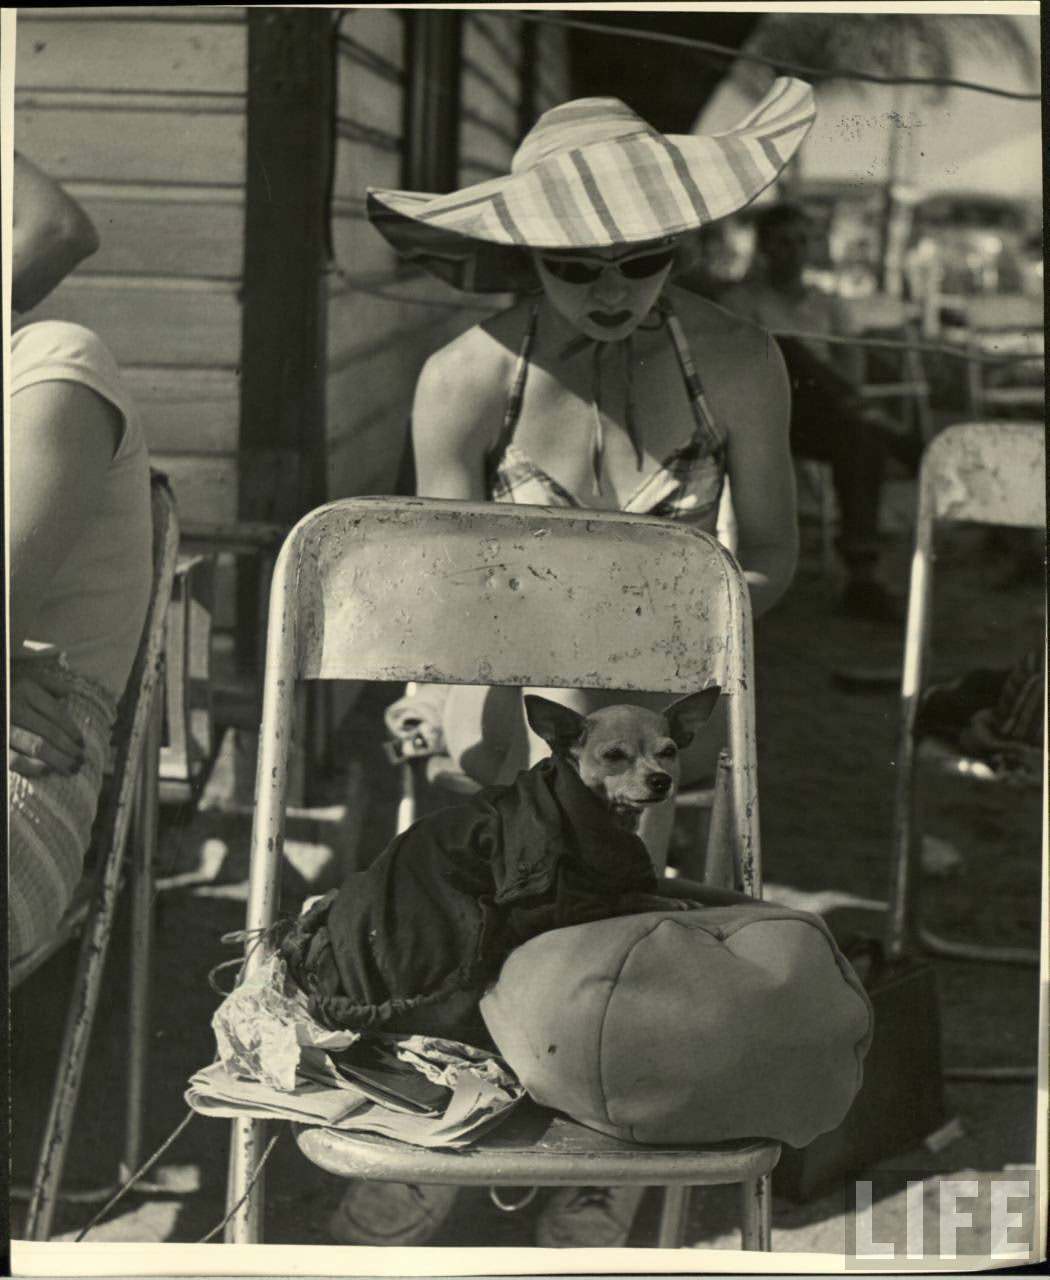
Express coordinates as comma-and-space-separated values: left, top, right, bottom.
703, 202, 920, 622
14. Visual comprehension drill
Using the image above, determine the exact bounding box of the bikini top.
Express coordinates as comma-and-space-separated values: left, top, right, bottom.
485, 295, 727, 525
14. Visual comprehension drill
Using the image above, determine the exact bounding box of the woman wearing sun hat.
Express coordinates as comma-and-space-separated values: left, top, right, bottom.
375, 77, 814, 849
332, 81, 815, 1249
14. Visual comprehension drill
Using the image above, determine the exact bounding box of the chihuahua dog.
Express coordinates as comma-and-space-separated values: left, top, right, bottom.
523, 687, 721, 832
521, 688, 721, 917
281, 687, 725, 1039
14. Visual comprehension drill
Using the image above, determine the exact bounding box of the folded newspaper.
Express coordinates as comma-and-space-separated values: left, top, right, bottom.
188, 951, 523, 1148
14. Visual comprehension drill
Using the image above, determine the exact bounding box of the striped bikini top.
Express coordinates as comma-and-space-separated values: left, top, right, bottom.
485, 296, 727, 526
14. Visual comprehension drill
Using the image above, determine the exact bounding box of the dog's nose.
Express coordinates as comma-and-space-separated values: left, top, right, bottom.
647, 772, 672, 795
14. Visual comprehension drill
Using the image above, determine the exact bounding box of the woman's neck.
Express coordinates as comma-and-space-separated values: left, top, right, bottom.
531, 295, 667, 363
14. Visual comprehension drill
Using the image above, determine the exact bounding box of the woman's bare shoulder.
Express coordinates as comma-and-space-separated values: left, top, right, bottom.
412, 301, 531, 444
667, 285, 769, 355
421, 302, 529, 383
666, 285, 788, 432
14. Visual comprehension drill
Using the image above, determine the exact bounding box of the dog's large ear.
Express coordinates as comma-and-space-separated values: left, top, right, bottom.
524, 695, 587, 754
663, 686, 721, 748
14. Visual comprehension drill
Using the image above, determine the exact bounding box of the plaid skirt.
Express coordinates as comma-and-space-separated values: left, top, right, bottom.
9, 658, 117, 963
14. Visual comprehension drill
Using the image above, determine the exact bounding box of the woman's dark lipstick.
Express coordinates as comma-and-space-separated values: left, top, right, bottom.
589, 310, 632, 327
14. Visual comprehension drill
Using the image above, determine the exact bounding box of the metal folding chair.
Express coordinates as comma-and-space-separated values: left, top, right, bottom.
840, 293, 933, 444
963, 295, 1045, 421
886, 421, 1045, 1080
225, 496, 779, 1249
859, 323, 933, 445
12, 473, 181, 1240
158, 550, 215, 806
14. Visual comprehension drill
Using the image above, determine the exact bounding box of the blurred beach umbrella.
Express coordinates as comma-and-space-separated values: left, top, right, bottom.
732, 12, 1035, 98
699, 13, 1038, 286
924, 132, 1044, 201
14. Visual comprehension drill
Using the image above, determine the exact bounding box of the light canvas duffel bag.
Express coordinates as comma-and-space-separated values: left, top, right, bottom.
480, 904, 874, 1147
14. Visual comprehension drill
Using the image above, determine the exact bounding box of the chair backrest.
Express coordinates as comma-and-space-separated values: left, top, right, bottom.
918, 421, 1046, 530
964, 294, 1044, 333
962, 297, 1044, 417
841, 293, 919, 332
247, 499, 760, 930
106, 471, 182, 800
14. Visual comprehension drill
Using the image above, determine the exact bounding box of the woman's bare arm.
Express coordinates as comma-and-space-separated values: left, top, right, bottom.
410, 330, 508, 500
9, 380, 122, 773
12, 153, 100, 313
10, 381, 121, 651
717, 325, 798, 617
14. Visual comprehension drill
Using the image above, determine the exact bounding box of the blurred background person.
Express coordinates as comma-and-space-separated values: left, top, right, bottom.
715, 203, 921, 622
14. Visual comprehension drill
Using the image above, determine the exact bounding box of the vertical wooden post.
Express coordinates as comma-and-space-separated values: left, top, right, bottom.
517, 18, 538, 138
237, 8, 334, 671
236, 10, 335, 803
402, 11, 462, 191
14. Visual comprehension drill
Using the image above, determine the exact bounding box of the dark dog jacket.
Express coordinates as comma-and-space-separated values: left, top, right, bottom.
280, 756, 659, 1043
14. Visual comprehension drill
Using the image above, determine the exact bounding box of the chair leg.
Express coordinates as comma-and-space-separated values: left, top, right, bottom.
225, 1116, 267, 1243
702, 751, 734, 889
739, 1174, 772, 1250
396, 759, 417, 835
656, 1185, 690, 1248
886, 509, 934, 961
24, 755, 148, 1240
122, 686, 163, 1179
819, 465, 837, 578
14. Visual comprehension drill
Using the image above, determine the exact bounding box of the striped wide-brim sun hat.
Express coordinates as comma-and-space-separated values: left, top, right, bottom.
367, 77, 815, 293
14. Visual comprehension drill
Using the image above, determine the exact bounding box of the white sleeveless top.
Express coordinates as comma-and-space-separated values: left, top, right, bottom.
10, 321, 152, 701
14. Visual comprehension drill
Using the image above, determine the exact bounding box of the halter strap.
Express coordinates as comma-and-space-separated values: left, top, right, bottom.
489, 294, 723, 485
657, 295, 725, 455
488, 302, 541, 467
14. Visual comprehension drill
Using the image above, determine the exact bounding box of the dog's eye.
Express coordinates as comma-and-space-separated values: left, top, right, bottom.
601, 747, 628, 762
656, 744, 678, 759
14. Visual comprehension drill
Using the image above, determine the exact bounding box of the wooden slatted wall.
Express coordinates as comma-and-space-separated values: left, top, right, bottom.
14, 6, 248, 532
533, 17, 573, 115
326, 9, 476, 500
323, 9, 570, 501
458, 12, 523, 184
15, 6, 570, 518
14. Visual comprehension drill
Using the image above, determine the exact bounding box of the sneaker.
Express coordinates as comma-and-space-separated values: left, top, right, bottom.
841, 578, 904, 624
328, 1181, 458, 1245
534, 1185, 645, 1248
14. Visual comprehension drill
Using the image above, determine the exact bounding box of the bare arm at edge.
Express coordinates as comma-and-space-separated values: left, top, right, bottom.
12, 153, 100, 313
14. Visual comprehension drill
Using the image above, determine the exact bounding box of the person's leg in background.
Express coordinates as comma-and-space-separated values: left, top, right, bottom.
779, 338, 904, 623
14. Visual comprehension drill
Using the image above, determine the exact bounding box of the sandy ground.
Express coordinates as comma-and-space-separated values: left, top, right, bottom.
10, 509, 1044, 1264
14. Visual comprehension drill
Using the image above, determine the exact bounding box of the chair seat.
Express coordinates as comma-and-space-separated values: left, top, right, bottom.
295, 1102, 781, 1186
